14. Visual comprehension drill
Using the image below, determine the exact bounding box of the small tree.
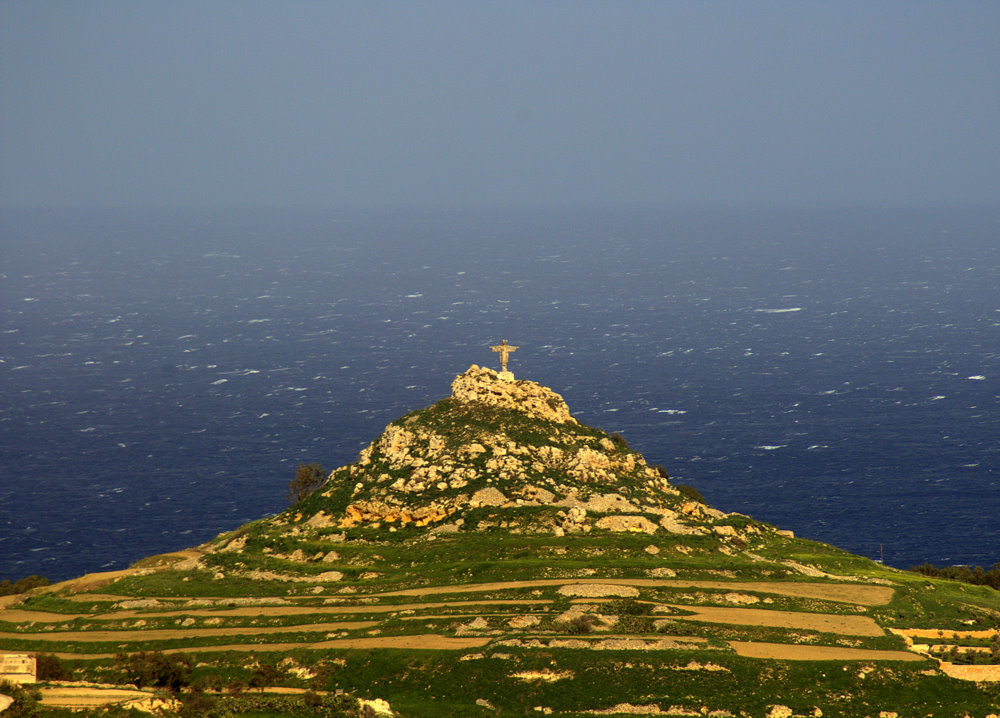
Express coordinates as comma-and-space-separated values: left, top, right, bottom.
287, 462, 326, 504
115, 651, 192, 692
35, 653, 71, 681
249, 660, 280, 694
675, 484, 705, 504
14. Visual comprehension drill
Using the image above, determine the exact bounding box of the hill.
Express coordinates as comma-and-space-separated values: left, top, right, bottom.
2, 365, 999, 717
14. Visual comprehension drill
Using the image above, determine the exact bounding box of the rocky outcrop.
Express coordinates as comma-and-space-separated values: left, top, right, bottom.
285, 364, 757, 539
595, 515, 660, 534
337, 497, 461, 528
451, 365, 577, 424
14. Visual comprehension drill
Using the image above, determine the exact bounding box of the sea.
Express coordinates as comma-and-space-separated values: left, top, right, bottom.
1, 206, 998, 582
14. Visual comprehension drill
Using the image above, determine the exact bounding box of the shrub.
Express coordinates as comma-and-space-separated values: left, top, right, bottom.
608, 433, 630, 450
617, 614, 650, 633
675, 484, 705, 504
287, 462, 327, 504
568, 614, 596, 634
179, 688, 217, 718
0, 680, 42, 717
0, 575, 50, 596
909, 562, 1000, 591
114, 651, 192, 691
608, 599, 652, 616
192, 672, 223, 692
35, 653, 71, 681
309, 662, 337, 691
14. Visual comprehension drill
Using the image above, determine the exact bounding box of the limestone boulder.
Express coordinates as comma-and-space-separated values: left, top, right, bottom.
595, 515, 659, 534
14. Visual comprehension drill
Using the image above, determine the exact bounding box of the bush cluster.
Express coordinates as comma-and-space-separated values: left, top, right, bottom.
0, 574, 49, 596
114, 651, 193, 691
0, 680, 42, 718
910, 562, 1000, 591
674, 483, 705, 504
931, 636, 1000, 665
35, 653, 72, 681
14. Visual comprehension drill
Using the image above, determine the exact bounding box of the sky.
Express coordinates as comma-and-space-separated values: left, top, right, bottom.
2, 1, 999, 211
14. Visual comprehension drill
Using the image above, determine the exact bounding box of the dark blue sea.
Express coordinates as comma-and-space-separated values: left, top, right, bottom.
2, 207, 998, 582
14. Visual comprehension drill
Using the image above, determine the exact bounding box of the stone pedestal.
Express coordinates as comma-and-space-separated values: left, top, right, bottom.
498, 371, 515, 382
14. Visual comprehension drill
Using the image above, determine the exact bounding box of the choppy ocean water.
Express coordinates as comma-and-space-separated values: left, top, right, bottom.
1, 207, 998, 582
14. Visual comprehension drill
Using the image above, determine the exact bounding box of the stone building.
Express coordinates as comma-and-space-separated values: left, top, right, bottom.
0, 652, 36, 684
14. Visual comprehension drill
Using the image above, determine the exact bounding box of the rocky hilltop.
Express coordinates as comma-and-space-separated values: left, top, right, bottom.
449, 364, 576, 423
283, 365, 745, 541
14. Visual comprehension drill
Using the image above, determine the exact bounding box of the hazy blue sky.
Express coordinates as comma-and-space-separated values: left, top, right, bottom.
2, 1, 998, 210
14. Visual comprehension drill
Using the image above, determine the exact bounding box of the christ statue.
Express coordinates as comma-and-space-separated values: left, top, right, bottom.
490, 339, 518, 373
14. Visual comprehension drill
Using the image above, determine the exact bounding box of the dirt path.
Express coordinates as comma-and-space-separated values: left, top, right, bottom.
937, 662, 1000, 682
38, 684, 323, 712
58, 634, 930, 662
0, 621, 377, 643
20, 577, 891, 609
892, 627, 1000, 641
371, 578, 893, 606
0, 595, 24, 609
0, 599, 551, 625
515, 633, 709, 648
33, 549, 205, 597
39, 685, 168, 709
314, 634, 492, 650
43, 569, 156, 595
0, 608, 90, 623
671, 605, 885, 637
50, 643, 328, 660
728, 641, 925, 662
51, 634, 494, 659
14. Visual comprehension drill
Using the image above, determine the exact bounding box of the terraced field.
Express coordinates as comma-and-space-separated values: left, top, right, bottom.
4, 529, 999, 716
2, 569, 905, 660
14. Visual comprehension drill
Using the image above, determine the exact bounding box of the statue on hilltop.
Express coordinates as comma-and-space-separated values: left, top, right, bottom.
490, 339, 518, 374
